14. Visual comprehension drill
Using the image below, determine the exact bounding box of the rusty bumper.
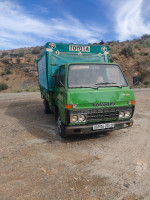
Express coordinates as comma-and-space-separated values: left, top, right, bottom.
65, 120, 133, 135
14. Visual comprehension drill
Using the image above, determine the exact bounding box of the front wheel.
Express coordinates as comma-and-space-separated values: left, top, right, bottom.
57, 114, 67, 138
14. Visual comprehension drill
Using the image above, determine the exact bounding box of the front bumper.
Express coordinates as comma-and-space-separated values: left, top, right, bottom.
65, 120, 133, 135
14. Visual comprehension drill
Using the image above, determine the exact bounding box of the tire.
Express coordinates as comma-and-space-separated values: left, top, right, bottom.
44, 99, 50, 114
57, 113, 67, 138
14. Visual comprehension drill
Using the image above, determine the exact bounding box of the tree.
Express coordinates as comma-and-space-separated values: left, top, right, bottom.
99, 40, 104, 44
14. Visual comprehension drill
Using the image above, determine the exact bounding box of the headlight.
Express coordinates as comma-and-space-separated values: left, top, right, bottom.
119, 111, 125, 119
70, 114, 86, 123
124, 111, 131, 118
78, 114, 86, 122
119, 110, 131, 119
70, 115, 78, 123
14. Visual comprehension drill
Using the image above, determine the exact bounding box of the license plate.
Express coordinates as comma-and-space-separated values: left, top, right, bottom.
93, 123, 115, 130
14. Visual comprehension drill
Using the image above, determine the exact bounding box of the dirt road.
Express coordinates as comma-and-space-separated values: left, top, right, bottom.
0, 90, 150, 200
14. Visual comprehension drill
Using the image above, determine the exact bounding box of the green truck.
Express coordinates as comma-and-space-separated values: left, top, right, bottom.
37, 42, 136, 137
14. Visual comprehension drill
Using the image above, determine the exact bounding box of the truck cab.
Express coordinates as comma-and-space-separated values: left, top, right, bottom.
55, 63, 135, 137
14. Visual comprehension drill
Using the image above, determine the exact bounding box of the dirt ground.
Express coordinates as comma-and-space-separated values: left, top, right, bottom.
0, 90, 150, 200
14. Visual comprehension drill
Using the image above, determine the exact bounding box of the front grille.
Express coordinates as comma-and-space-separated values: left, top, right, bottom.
86, 108, 119, 121
68, 106, 133, 122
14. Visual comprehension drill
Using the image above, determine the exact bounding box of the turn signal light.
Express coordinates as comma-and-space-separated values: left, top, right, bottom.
65, 104, 77, 109
128, 100, 136, 105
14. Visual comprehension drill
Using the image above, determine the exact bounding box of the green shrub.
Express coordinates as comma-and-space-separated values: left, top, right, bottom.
99, 40, 105, 44
2, 52, 8, 57
134, 44, 139, 49
141, 34, 150, 39
18, 51, 24, 57
120, 46, 134, 58
139, 72, 147, 82
5, 68, 11, 74
32, 48, 40, 54
144, 81, 149, 85
142, 52, 149, 56
1, 68, 11, 76
109, 58, 114, 63
25, 87, 40, 92
2, 59, 9, 64
0, 83, 8, 91
1, 71, 6, 76
17, 58, 20, 63
10, 52, 24, 57
24, 68, 29, 73
11, 53, 20, 57
27, 58, 31, 63
16, 89, 22, 93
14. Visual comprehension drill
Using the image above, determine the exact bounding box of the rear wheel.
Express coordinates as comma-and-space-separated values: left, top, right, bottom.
44, 99, 50, 114
57, 113, 67, 138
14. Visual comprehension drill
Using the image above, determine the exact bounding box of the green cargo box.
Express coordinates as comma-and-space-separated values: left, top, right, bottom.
37, 42, 109, 92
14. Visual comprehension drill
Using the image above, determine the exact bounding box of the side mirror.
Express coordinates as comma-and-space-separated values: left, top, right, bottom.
133, 76, 139, 86
55, 75, 65, 87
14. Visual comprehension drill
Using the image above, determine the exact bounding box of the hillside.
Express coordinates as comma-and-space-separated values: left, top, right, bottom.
0, 35, 150, 92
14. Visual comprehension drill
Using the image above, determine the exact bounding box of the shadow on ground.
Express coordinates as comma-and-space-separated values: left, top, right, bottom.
5, 100, 112, 143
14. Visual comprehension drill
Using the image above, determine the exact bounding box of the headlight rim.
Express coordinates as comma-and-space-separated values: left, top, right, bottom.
70, 115, 78, 123
119, 111, 125, 119
124, 110, 131, 118
78, 114, 86, 122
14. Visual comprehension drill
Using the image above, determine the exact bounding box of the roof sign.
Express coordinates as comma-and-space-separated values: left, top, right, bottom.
69, 45, 90, 52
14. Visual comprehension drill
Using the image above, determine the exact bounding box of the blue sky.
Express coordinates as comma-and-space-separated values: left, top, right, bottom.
0, 0, 150, 50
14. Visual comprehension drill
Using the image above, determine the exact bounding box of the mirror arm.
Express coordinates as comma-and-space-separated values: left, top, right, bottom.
59, 81, 65, 88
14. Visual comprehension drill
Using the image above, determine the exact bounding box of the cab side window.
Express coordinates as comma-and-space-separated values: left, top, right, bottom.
59, 65, 65, 85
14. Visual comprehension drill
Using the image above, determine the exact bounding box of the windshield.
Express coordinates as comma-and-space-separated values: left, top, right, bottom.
68, 64, 128, 88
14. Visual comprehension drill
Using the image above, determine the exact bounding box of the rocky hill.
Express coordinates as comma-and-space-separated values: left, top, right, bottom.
0, 46, 43, 92
0, 35, 150, 92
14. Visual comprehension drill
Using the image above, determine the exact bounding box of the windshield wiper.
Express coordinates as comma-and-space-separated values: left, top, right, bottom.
95, 82, 116, 85
94, 82, 122, 88
78, 85, 105, 89
70, 83, 123, 89
75, 86, 92, 88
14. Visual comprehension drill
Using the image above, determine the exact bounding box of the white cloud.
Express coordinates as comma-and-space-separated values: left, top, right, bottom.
115, 0, 150, 41
0, 1, 105, 50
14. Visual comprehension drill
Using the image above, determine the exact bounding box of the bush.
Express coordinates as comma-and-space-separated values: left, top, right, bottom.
120, 46, 134, 58
109, 58, 114, 63
11, 53, 20, 57
99, 40, 105, 44
10, 52, 24, 57
1, 68, 12, 76
139, 72, 147, 82
141, 34, 150, 39
18, 51, 24, 57
2, 52, 8, 57
144, 81, 149, 85
32, 48, 40, 54
24, 68, 29, 73
2, 59, 9, 64
0, 83, 8, 91
134, 44, 139, 49
142, 52, 149, 56
17, 58, 20, 63
1, 71, 6, 76
27, 58, 31, 63
5, 68, 11, 74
